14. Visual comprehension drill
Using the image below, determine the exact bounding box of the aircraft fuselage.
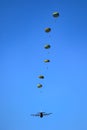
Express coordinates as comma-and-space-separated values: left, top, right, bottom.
40, 113, 43, 118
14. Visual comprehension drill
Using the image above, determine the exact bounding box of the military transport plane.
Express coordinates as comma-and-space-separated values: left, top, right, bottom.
31, 112, 52, 118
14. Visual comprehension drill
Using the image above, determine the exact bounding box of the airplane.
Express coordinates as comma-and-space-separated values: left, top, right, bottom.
31, 111, 52, 118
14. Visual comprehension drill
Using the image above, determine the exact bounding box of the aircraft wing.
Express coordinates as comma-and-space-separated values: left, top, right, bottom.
43, 113, 52, 116
31, 114, 39, 116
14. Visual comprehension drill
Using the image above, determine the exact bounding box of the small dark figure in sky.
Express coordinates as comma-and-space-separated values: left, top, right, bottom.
31, 112, 52, 118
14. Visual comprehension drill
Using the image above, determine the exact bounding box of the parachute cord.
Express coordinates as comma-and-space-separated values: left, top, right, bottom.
46, 66, 48, 70
49, 34, 51, 38
47, 51, 50, 54
40, 89, 43, 110
40, 89, 42, 94
54, 18, 57, 23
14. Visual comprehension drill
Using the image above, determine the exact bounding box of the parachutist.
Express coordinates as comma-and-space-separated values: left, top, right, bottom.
44, 59, 50, 63
45, 28, 51, 33
52, 12, 59, 17
38, 75, 44, 79
37, 84, 43, 88
44, 44, 51, 49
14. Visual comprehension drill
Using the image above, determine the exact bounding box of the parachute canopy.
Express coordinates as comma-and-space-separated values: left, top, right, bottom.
44, 59, 50, 63
38, 75, 44, 79
37, 84, 42, 88
45, 28, 51, 33
52, 12, 59, 18
44, 44, 51, 49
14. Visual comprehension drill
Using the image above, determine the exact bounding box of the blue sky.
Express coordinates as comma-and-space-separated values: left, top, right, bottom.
0, 0, 87, 130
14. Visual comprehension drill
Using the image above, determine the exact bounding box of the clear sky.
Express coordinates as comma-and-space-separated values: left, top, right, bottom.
0, 0, 87, 130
